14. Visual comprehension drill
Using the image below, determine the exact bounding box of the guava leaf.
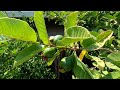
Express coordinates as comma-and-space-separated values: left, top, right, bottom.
34, 11, 50, 45
47, 50, 60, 66
81, 37, 96, 48
13, 43, 43, 69
117, 39, 120, 45
89, 55, 105, 70
97, 30, 113, 42
83, 30, 113, 51
105, 62, 120, 71
85, 11, 98, 18
118, 25, 120, 39
64, 11, 78, 35
101, 71, 120, 79
90, 69, 101, 79
0, 17, 37, 42
113, 11, 120, 17
72, 52, 94, 79
106, 52, 120, 68
66, 26, 93, 38
56, 37, 84, 46
90, 31, 99, 37
106, 52, 120, 62
105, 36, 114, 47
56, 26, 93, 46
103, 14, 116, 20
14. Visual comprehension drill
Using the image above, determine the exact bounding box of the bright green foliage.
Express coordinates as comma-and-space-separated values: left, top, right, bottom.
102, 71, 120, 79
105, 62, 120, 71
64, 11, 78, 35
106, 52, 120, 67
56, 26, 93, 46
66, 26, 93, 38
89, 55, 105, 70
13, 43, 44, 69
82, 30, 113, 51
0, 18, 37, 42
0, 39, 55, 79
72, 52, 94, 79
34, 11, 50, 45
0, 11, 120, 79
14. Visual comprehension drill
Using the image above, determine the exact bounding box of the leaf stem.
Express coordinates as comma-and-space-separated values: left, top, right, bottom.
99, 48, 114, 53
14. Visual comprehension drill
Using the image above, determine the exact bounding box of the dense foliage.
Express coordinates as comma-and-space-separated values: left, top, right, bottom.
0, 18, 55, 79
1, 11, 120, 79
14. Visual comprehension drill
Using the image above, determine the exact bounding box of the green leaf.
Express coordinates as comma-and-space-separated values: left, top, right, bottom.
117, 39, 120, 45
105, 62, 120, 71
97, 30, 113, 42
89, 55, 105, 70
84, 30, 113, 51
85, 11, 98, 17
81, 37, 96, 48
0, 11, 7, 18
72, 52, 94, 79
56, 37, 84, 46
103, 14, 116, 20
13, 43, 44, 69
105, 36, 114, 47
0, 17, 37, 42
106, 52, 120, 61
90, 69, 101, 79
66, 26, 92, 38
56, 26, 93, 46
47, 50, 60, 66
90, 31, 99, 37
118, 26, 120, 39
106, 52, 120, 67
113, 11, 120, 17
34, 11, 50, 45
64, 11, 78, 35
102, 71, 120, 79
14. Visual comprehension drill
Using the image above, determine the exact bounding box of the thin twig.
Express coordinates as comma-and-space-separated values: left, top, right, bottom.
99, 48, 114, 53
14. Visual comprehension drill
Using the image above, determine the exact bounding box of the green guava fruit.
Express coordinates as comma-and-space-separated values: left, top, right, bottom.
40, 45, 46, 51
53, 35, 63, 44
43, 47, 57, 58
59, 55, 74, 72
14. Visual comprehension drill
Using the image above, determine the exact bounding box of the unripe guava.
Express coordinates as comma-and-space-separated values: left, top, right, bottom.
59, 56, 74, 72
53, 35, 63, 45
43, 47, 57, 58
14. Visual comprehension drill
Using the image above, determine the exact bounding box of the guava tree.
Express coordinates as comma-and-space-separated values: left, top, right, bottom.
0, 11, 120, 79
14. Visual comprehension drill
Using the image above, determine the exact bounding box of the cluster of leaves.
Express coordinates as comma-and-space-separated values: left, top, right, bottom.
44, 11, 119, 33
1, 11, 120, 79
0, 21, 55, 79
0, 38, 56, 79
44, 11, 72, 25
41, 11, 120, 79
1, 55, 56, 79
